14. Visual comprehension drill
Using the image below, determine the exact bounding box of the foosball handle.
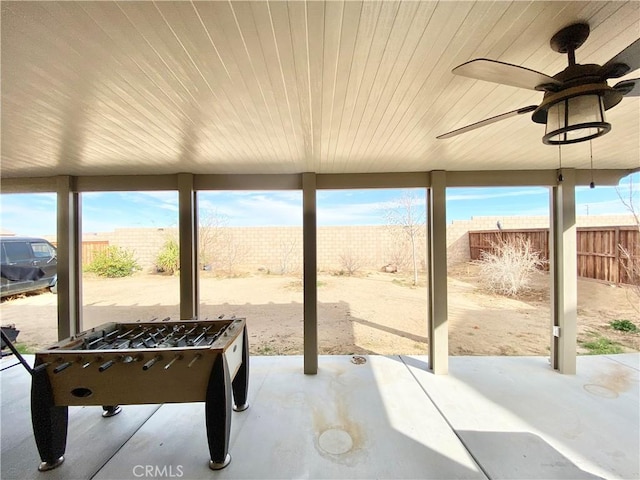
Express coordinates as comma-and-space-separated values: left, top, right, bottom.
31, 360, 68, 472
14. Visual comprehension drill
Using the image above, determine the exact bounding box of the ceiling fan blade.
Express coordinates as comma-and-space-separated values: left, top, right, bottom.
452, 59, 561, 91
613, 78, 640, 97
437, 105, 537, 140
601, 39, 640, 78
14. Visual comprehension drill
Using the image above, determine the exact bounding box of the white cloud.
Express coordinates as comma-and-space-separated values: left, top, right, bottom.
447, 188, 548, 202
199, 191, 303, 226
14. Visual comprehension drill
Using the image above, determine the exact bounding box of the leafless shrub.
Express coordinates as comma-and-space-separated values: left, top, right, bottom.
478, 236, 545, 297
199, 208, 227, 270
279, 239, 298, 275
218, 231, 248, 275
339, 250, 363, 276
616, 175, 640, 311
619, 244, 640, 313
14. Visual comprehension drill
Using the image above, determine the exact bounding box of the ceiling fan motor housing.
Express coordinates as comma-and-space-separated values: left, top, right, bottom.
532, 63, 624, 125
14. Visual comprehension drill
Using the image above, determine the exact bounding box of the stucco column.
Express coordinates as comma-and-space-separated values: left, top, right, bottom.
56, 175, 82, 339
549, 169, 577, 374
178, 173, 199, 320
303, 172, 318, 374
428, 171, 448, 374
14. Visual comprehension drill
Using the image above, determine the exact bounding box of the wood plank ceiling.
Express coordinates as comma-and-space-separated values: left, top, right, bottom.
1, 1, 639, 178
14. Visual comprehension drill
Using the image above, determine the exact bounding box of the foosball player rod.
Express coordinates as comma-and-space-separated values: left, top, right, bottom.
175, 326, 199, 345
130, 327, 151, 341
154, 329, 177, 346
207, 330, 224, 345
188, 354, 202, 368
142, 355, 162, 371
53, 362, 73, 374
98, 360, 116, 372
114, 340, 131, 349
148, 328, 163, 342
104, 329, 120, 340
191, 326, 213, 346
116, 326, 141, 340
164, 354, 182, 370
82, 356, 102, 369
86, 335, 107, 349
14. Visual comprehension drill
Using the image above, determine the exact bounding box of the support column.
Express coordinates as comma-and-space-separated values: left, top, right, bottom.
427, 171, 448, 374
549, 169, 577, 374
178, 173, 199, 320
56, 176, 82, 340
303, 173, 318, 374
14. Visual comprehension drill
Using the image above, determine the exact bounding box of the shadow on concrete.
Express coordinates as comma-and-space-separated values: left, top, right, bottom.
458, 431, 604, 480
402, 354, 639, 479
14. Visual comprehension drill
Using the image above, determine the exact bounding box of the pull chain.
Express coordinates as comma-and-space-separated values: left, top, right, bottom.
589, 139, 595, 188
557, 144, 563, 182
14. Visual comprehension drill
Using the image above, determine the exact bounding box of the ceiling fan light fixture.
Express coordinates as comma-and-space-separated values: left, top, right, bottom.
542, 93, 610, 145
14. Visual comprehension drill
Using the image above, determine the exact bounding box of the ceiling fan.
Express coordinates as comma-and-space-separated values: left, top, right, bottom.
437, 23, 640, 145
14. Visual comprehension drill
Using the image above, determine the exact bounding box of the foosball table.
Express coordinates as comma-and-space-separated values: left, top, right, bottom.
28, 317, 249, 472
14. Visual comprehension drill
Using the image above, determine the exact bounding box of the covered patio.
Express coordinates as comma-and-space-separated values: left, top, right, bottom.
2, 353, 638, 479
1, 1, 639, 478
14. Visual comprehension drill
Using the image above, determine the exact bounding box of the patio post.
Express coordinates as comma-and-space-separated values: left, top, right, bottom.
428, 171, 448, 374
549, 169, 577, 374
56, 175, 82, 339
303, 172, 318, 374
178, 173, 199, 320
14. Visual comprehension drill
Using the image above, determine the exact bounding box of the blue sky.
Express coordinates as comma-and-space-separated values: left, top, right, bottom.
1, 172, 637, 237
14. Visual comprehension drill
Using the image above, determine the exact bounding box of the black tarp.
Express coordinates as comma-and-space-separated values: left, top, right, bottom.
0, 265, 45, 281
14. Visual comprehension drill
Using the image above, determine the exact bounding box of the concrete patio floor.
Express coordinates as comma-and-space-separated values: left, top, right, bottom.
1, 354, 638, 479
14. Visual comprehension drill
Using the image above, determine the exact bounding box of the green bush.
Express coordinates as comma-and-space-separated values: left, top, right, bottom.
86, 246, 141, 278
156, 239, 179, 275
610, 319, 638, 333
580, 337, 624, 355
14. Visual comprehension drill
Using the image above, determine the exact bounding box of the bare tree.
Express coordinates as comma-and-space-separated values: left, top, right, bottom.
198, 208, 228, 270
220, 230, 248, 275
616, 175, 640, 227
279, 238, 298, 275
384, 190, 426, 286
616, 176, 640, 311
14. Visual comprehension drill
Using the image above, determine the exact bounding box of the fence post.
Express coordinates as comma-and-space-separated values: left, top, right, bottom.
614, 227, 620, 285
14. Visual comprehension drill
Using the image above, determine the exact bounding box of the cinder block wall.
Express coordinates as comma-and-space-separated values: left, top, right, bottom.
46, 214, 635, 273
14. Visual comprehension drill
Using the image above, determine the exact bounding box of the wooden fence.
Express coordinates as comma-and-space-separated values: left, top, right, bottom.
469, 227, 639, 285
51, 241, 109, 266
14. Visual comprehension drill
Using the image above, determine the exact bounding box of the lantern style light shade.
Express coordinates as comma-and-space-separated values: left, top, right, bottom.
543, 94, 610, 145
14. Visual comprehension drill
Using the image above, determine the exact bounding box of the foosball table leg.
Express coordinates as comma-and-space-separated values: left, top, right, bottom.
31, 364, 68, 471
102, 405, 122, 417
205, 354, 232, 470
232, 326, 250, 412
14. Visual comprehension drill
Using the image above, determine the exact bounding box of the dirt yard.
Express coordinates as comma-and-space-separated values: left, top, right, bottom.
2, 263, 638, 356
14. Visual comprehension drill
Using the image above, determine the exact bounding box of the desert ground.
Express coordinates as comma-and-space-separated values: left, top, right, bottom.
1, 262, 638, 356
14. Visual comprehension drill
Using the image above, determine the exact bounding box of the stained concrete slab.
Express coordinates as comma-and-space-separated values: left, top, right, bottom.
96, 355, 485, 479
2, 354, 638, 479
0, 356, 161, 480
604, 353, 640, 371
404, 355, 640, 480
